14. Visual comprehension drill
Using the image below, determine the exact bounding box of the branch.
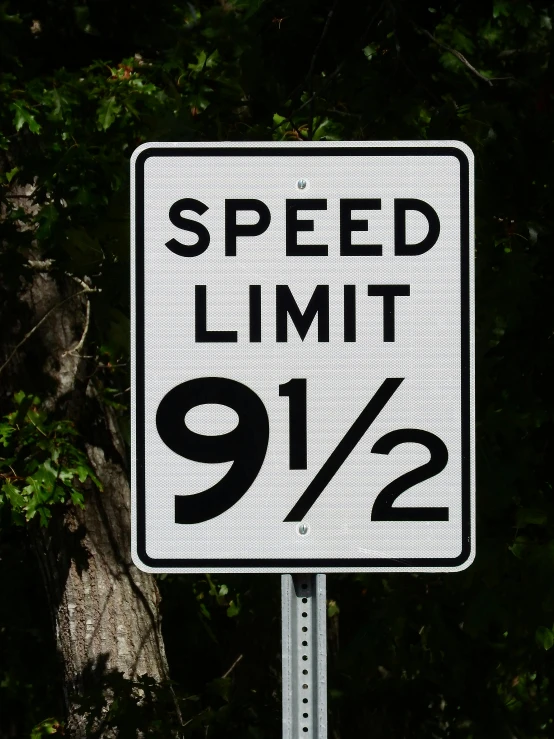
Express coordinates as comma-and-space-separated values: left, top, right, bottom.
307, 0, 340, 139
277, 117, 308, 140
65, 271, 95, 292
221, 654, 243, 679
270, 59, 351, 137
24, 264, 98, 360
62, 292, 91, 358
0, 286, 96, 377
307, 0, 340, 84
272, 1, 385, 136
26, 259, 97, 292
27, 258, 56, 271
420, 28, 494, 86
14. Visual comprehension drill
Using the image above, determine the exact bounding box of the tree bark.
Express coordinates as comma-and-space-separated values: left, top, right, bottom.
33, 438, 171, 736
1, 190, 170, 735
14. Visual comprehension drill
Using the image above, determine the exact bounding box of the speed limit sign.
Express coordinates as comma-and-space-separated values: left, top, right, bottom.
131, 141, 474, 573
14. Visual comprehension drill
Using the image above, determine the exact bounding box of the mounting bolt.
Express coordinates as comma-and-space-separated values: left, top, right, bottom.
297, 179, 307, 190
298, 523, 309, 535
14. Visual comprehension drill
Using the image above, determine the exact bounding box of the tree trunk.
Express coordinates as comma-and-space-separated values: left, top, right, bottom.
1, 191, 170, 734
33, 439, 171, 736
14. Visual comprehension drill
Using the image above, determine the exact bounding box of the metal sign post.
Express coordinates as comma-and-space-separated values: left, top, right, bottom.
282, 574, 327, 739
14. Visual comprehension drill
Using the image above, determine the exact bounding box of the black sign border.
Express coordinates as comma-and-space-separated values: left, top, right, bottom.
133, 145, 472, 570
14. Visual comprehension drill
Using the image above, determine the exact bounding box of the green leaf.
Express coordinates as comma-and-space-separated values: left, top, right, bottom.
97, 96, 122, 131
362, 44, 377, 61
0, 422, 15, 446
89, 471, 103, 491
493, 1, 510, 18
5, 166, 19, 183
38, 506, 52, 527
70, 489, 85, 508
188, 49, 219, 74
35, 205, 59, 240
206, 677, 232, 702
513, 3, 533, 27
509, 540, 525, 559
227, 596, 241, 618
11, 509, 25, 526
10, 102, 41, 133
25, 476, 47, 503
13, 390, 26, 405
76, 464, 92, 483
536, 626, 554, 650
327, 600, 340, 618
516, 508, 547, 527
30, 717, 64, 737
2, 481, 25, 508
312, 118, 342, 141
63, 227, 104, 269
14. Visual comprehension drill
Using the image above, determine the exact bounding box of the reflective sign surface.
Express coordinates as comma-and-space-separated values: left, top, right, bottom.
131, 141, 474, 573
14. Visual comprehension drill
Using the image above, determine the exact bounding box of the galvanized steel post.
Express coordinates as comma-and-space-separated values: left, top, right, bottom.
282, 574, 327, 738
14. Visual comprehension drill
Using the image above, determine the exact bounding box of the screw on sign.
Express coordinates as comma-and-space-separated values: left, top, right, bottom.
131, 141, 474, 738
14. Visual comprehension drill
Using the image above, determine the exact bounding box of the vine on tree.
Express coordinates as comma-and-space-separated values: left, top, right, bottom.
0, 391, 101, 527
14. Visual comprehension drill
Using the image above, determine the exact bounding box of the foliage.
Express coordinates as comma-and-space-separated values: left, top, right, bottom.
73, 671, 182, 738
0, 392, 101, 527
30, 718, 64, 738
0, 0, 553, 737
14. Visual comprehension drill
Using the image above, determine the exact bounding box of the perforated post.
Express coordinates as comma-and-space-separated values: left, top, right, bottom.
282, 574, 327, 738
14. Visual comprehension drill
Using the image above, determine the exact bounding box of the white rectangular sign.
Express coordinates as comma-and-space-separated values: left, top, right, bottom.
131, 141, 474, 573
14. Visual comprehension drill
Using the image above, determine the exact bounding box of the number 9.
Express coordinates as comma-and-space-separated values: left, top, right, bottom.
156, 377, 269, 524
